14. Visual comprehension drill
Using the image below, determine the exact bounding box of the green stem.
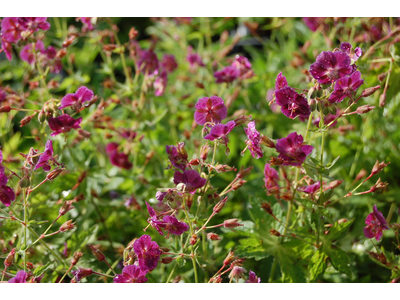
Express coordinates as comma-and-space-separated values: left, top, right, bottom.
166, 262, 177, 283
23, 189, 28, 271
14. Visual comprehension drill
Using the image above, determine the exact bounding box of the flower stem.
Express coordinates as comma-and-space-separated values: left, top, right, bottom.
58, 264, 73, 283
166, 262, 177, 283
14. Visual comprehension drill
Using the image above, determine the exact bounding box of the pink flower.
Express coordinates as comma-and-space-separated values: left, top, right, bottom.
161, 54, 178, 73
173, 170, 206, 194
244, 121, 263, 159
133, 235, 162, 271
214, 66, 240, 84
34, 139, 54, 171
275, 72, 288, 90
275, 132, 313, 167
166, 143, 188, 171
59, 86, 94, 110
264, 163, 280, 194
17, 17, 50, 33
154, 70, 168, 96
8, 270, 27, 283
48, 114, 82, 136
1, 151, 17, 207
105, 143, 133, 170
79, 18, 94, 31
20, 41, 45, 64
114, 265, 148, 283
1, 17, 24, 43
246, 270, 261, 283
309, 51, 353, 85
186, 46, 204, 70
162, 215, 189, 236
1, 38, 13, 60
194, 96, 227, 125
232, 55, 254, 79
299, 181, 321, 194
146, 201, 165, 236
138, 50, 159, 76
204, 120, 236, 147
328, 71, 364, 103
364, 205, 389, 241
339, 42, 362, 62
275, 87, 310, 120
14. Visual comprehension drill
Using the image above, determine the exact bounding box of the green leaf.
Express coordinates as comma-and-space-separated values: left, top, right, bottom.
33, 261, 54, 278
329, 248, 351, 277
309, 250, 328, 282
325, 220, 354, 243
28, 220, 49, 226
176, 256, 186, 268
326, 155, 340, 169
235, 237, 272, 261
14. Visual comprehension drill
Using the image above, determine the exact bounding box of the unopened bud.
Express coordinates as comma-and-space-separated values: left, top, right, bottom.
370, 178, 388, 192
214, 164, 236, 173
356, 105, 375, 115
233, 115, 251, 127
186, 194, 193, 210
355, 169, 367, 181
59, 201, 75, 216
260, 135, 275, 148
328, 180, 343, 189
38, 110, 46, 123
19, 176, 31, 188
20, 116, 32, 127
0, 106, 11, 113
46, 168, 64, 180
71, 251, 83, 265
309, 98, 317, 111
337, 218, 348, 224
236, 166, 253, 179
213, 196, 228, 214
60, 220, 76, 232
372, 160, 390, 176
270, 228, 281, 236
261, 202, 273, 215
223, 251, 236, 266
207, 232, 221, 240
232, 179, 246, 190
4, 248, 16, 267
161, 257, 173, 264
223, 218, 243, 228
200, 145, 210, 161
361, 85, 381, 98
379, 93, 386, 107
89, 244, 105, 261
190, 234, 198, 245
160, 247, 170, 253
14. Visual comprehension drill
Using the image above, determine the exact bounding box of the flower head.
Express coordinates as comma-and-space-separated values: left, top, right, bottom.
59, 86, 94, 110
340, 42, 362, 63
114, 265, 148, 283
1, 17, 25, 43
204, 120, 235, 147
309, 51, 353, 84
229, 266, 247, 281
133, 235, 162, 271
232, 55, 254, 79
0, 185, 16, 207
0, 88, 6, 103
161, 54, 178, 73
328, 71, 364, 103
153, 70, 168, 97
244, 121, 263, 159
186, 47, 205, 69
364, 205, 389, 241
17, 17, 50, 33
173, 170, 206, 194
34, 139, 54, 171
275, 132, 313, 167
162, 215, 189, 236
264, 163, 280, 194
8, 270, 27, 283
275, 87, 310, 119
166, 143, 188, 171
246, 270, 261, 283
299, 181, 321, 194
138, 50, 159, 76
214, 66, 240, 84
48, 114, 82, 136
20, 41, 45, 64
105, 143, 132, 170
194, 96, 227, 125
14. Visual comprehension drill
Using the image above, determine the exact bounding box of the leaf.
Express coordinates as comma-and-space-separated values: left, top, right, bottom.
326, 155, 340, 169
304, 163, 319, 181
325, 220, 354, 243
28, 220, 49, 226
176, 256, 186, 268
309, 250, 328, 282
329, 248, 351, 277
235, 237, 272, 261
33, 261, 54, 278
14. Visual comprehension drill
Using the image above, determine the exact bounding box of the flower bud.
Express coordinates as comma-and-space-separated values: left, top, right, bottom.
0, 105, 11, 113
223, 251, 236, 266
71, 267, 92, 282
4, 248, 16, 267
78, 130, 91, 138
71, 251, 83, 265
232, 179, 246, 190
371, 160, 390, 176
200, 145, 210, 161
270, 228, 281, 236
26, 262, 34, 270
261, 202, 273, 215
59, 201, 75, 216
356, 105, 375, 115
379, 93, 386, 107
213, 196, 228, 214
236, 166, 253, 179
328, 180, 343, 189
233, 115, 251, 127
223, 218, 243, 228
38, 110, 46, 123
19, 116, 32, 127
19, 176, 31, 188
189, 158, 200, 166
160, 247, 170, 253
309, 98, 317, 111
89, 244, 105, 261
46, 168, 64, 181
361, 85, 381, 98
207, 232, 221, 241
186, 194, 193, 211
370, 178, 388, 192
60, 220, 76, 232
190, 234, 198, 245
355, 169, 367, 181
161, 257, 173, 264
214, 164, 236, 173
260, 135, 275, 148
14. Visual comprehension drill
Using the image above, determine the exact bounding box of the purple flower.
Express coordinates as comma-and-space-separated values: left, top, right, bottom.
214, 66, 240, 84
162, 215, 189, 236
275, 87, 310, 120
59, 86, 94, 110
71, 267, 93, 283
166, 143, 188, 171
0, 185, 16, 207
161, 54, 178, 73
79, 18, 94, 31
246, 270, 261, 283
41, 46, 63, 74
187, 47, 205, 70
173, 170, 206, 194
194, 96, 227, 125
34, 139, 54, 171
154, 70, 168, 97
264, 163, 280, 194
299, 181, 321, 194
328, 71, 364, 103
17, 17, 50, 33
302, 17, 325, 32
204, 121, 236, 146
1, 17, 24, 43
8, 270, 27, 283
20, 41, 45, 64
138, 50, 159, 76
133, 235, 162, 271
0, 88, 6, 103
1, 38, 13, 60
309, 51, 353, 85
114, 265, 148, 283
340, 42, 362, 62
275, 72, 288, 90
364, 205, 389, 241
146, 201, 165, 236
244, 121, 263, 159
275, 132, 314, 167
232, 55, 254, 79
48, 114, 82, 136
105, 143, 133, 170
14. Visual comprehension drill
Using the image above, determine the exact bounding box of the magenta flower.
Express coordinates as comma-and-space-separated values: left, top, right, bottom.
59, 86, 94, 110
105, 143, 133, 170
1, 38, 13, 60
146, 201, 165, 236
114, 265, 148, 283
79, 18, 94, 31
364, 205, 389, 241
1, 151, 16, 207
71, 267, 93, 283
309, 51, 353, 85
264, 163, 280, 194
20, 41, 45, 64
302, 17, 325, 32
1, 17, 24, 43
275, 132, 314, 167
154, 70, 168, 97
244, 121, 263, 159
299, 181, 321, 194
34, 139, 54, 172
232, 55, 254, 79
275, 72, 288, 90
161, 54, 178, 73
194, 96, 227, 125
17, 17, 50, 33
48, 114, 82, 136
0, 88, 6, 103
166, 143, 188, 171
138, 50, 159, 76
328, 71, 364, 103
246, 270, 261, 283
214, 66, 240, 84
163, 215, 189, 236
204, 120, 236, 146
340, 42, 362, 62
275, 87, 311, 119
8, 270, 27, 283
187, 47, 205, 70
133, 235, 162, 271
173, 170, 206, 194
